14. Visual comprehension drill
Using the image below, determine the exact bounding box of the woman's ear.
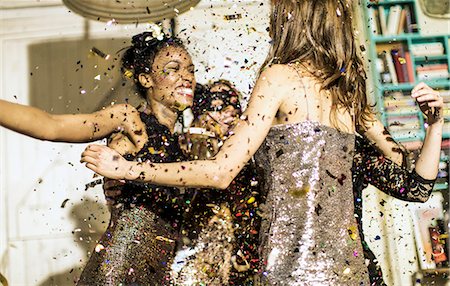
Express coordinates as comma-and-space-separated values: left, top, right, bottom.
138, 73, 154, 88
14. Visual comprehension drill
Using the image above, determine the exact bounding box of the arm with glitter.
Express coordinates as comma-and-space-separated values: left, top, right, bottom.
361, 83, 443, 182
80, 65, 288, 188
0, 100, 147, 151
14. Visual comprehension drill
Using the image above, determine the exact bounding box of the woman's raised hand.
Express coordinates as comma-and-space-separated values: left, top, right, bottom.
411, 82, 444, 125
81, 144, 132, 180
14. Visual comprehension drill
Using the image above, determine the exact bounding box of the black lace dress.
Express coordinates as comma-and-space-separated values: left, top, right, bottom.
352, 135, 436, 286
78, 112, 188, 286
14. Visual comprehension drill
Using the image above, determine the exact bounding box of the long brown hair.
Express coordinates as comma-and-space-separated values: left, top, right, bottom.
262, 0, 372, 129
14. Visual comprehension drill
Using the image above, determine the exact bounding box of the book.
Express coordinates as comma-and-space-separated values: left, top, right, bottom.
397, 8, 407, 34
368, 8, 380, 35
417, 70, 449, 81
378, 6, 387, 35
416, 63, 448, 72
409, 192, 445, 270
404, 51, 415, 83
411, 42, 444, 57
385, 51, 398, 84
391, 49, 409, 83
404, 5, 413, 33
377, 52, 393, 83
386, 5, 402, 35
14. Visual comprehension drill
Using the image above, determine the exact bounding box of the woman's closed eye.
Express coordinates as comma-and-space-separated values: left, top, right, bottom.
164, 63, 180, 73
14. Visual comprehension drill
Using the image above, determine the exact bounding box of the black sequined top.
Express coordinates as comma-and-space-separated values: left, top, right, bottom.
121, 112, 188, 222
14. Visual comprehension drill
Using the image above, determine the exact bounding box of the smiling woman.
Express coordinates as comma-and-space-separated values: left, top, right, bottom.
77, 31, 198, 285
0, 29, 198, 285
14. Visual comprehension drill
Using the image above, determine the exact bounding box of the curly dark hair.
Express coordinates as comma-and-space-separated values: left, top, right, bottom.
121, 31, 185, 98
191, 82, 242, 119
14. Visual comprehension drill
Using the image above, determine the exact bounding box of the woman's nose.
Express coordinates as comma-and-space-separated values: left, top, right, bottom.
182, 81, 192, 88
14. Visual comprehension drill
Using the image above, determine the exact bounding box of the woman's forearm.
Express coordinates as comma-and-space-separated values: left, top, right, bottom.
0, 99, 141, 143
124, 159, 233, 189
415, 118, 444, 180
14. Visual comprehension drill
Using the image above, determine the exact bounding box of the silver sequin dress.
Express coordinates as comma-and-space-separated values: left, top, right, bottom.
254, 121, 370, 285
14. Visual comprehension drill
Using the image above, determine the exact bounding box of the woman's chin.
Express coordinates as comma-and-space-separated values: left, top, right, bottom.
172, 101, 193, 111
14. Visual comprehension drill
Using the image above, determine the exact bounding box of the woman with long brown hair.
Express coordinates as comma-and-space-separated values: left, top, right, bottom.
81, 1, 444, 284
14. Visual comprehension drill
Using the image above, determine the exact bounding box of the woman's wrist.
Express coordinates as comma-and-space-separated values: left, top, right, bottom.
426, 116, 444, 128
124, 161, 140, 181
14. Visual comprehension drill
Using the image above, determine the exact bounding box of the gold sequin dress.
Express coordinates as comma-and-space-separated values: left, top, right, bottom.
254, 121, 370, 285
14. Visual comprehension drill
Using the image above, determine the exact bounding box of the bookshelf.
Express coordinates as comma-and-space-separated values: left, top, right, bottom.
362, 0, 450, 274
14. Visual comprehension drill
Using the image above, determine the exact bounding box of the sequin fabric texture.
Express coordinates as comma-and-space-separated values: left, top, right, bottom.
254, 121, 370, 285
78, 112, 187, 286
173, 162, 263, 285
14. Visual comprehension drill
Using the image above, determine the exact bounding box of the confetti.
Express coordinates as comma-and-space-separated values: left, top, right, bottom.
95, 243, 105, 252
91, 47, 110, 60
60, 198, 70, 208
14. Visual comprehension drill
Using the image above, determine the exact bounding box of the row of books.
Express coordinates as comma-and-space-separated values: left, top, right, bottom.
410, 191, 448, 270
384, 89, 450, 142
417, 63, 449, 81
411, 42, 445, 57
368, 5, 417, 36
377, 48, 414, 84
377, 48, 449, 84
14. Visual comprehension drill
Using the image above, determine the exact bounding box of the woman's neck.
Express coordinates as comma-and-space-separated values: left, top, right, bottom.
145, 100, 178, 133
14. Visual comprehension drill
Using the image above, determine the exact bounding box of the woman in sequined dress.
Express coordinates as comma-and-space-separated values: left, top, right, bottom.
77, 32, 202, 285
0, 29, 198, 284
81, 1, 444, 285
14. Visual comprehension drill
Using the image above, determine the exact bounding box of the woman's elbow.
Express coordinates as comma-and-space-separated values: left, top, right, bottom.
208, 173, 233, 190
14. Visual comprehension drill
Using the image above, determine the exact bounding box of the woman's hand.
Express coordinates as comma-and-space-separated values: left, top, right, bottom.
411, 82, 444, 125
81, 144, 132, 180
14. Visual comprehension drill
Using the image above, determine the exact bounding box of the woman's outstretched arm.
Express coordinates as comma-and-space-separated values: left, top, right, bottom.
81, 65, 289, 189
362, 82, 443, 181
0, 99, 147, 149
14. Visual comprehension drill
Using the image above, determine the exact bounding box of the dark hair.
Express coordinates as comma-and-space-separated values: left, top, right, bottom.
191, 83, 242, 119
121, 31, 185, 98
262, 0, 372, 130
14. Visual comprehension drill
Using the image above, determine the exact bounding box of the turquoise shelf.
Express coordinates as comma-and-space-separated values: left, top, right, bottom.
363, 0, 449, 196
379, 80, 450, 91
433, 182, 449, 191
414, 55, 448, 62
373, 34, 418, 42
367, 0, 415, 6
